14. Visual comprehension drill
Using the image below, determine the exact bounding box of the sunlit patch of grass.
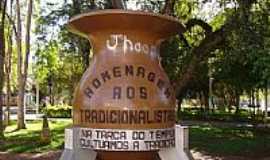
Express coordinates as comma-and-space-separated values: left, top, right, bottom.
1, 120, 72, 153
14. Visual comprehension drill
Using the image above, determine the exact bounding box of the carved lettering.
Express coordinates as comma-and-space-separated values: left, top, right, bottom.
84, 87, 94, 99
92, 78, 101, 89
101, 70, 111, 82
113, 86, 121, 99
106, 34, 158, 59
137, 66, 145, 78
125, 65, 134, 76
84, 65, 172, 101
113, 66, 121, 78
140, 87, 147, 99
127, 86, 135, 99
79, 109, 175, 125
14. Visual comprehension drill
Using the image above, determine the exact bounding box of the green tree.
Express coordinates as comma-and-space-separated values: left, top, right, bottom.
34, 40, 84, 105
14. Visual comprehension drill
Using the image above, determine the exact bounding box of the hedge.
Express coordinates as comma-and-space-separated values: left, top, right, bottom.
44, 104, 72, 118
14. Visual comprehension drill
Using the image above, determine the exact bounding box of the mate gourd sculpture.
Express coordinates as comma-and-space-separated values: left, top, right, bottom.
68, 10, 184, 160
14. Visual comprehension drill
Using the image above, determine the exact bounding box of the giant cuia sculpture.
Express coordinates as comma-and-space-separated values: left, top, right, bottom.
68, 10, 185, 160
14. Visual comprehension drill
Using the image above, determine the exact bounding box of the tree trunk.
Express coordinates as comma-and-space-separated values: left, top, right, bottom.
256, 89, 260, 113
228, 89, 235, 113
16, 0, 26, 129
161, 0, 176, 15
176, 98, 183, 121
110, 0, 124, 9
251, 89, 255, 118
220, 94, 226, 111
198, 92, 203, 111
249, 90, 252, 107
17, 79, 26, 129
5, 75, 11, 126
72, 0, 81, 14
235, 92, 240, 115
0, 0, 7, 138
16, 0, 33, 129
203, 90, 209, 112
35, 82, 39, 114
80, 41, 90, 71
5, 22, 13, 126
4, 0, 13, 126
264, 82, 268, 122
24, 0, 33, 82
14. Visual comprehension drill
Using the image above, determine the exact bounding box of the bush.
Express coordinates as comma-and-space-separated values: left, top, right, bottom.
43, 104, 72, 118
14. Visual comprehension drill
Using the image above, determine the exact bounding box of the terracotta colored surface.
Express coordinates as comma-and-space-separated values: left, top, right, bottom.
68, 9, 184, 160
97, 151, 158, 160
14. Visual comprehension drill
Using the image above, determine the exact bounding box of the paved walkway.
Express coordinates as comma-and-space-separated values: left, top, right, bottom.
10, 114, 71, 122
191, 150, 270, 160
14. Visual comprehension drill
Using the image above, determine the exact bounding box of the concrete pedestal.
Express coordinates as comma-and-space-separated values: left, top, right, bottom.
59, 125, 192, 160
158, 125, 192, 160
59, 127, 97, 160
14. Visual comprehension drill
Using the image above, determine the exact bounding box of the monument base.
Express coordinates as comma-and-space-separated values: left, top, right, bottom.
59, 125, 193, 160
158, 125, 193, 160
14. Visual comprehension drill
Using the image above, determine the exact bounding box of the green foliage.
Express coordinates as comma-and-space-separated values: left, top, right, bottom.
211, 0, 270, 97
34, 38, 84, 103
34, 40, 59, 83
166, 0, 270, 108
44, 104, 72, 118
161, 37, 191, 82
175, 0, 198, 22
210, 11, 227, 31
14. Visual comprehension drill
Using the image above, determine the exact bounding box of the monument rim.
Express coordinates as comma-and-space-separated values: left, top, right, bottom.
67, 9, 185, 39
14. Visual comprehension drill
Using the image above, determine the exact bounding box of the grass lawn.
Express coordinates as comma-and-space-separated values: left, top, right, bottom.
190, 124, 270, 158
1, 119, 270, 159
1, 120, 72, 153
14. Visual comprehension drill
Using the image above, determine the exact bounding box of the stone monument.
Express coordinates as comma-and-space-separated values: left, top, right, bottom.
60, 9, 192, 160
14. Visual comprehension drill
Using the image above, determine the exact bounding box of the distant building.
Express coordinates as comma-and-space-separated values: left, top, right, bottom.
1, 92, 39, 120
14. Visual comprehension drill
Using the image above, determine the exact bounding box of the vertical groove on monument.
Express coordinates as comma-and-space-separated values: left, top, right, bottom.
67, 10, 185, 160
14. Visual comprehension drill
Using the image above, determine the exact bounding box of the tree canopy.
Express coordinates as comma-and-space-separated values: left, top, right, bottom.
0, 0, 269, 136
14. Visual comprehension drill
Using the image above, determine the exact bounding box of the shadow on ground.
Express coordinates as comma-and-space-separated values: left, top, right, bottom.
189, 123, 270, 160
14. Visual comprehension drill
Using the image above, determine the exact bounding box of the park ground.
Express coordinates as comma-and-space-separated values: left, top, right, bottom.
0, 120, 270, 160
